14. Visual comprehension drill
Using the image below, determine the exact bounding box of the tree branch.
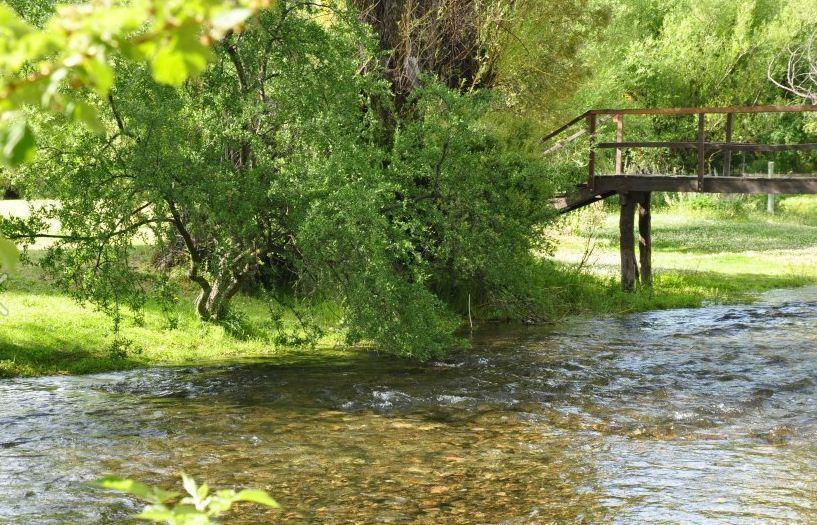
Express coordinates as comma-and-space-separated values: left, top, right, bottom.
224, 31, 249, 93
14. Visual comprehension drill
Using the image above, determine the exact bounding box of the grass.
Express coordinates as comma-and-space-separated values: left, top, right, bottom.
552, 194, 817, 312
0, 254, 355, 378
3, 194, 817, 378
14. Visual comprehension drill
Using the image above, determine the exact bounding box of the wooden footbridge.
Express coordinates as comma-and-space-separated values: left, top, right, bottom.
545, 105, 817, 291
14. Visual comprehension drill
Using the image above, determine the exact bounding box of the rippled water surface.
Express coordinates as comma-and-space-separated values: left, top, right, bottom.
4, 287, 817, 523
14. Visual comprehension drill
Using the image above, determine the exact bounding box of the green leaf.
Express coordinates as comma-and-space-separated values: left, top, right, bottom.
181, 473, 198, 499
0, 237, 19, 274
83, 56, 115, 96
93, 476, 180, 504
93, 476, 155, 500
235, 489, 280, 508
66, 100, 105, 134
151, 45, 189, 86
0, 4, 31, 37
150, 22, 212, 86
196, 482, 209, 501
1, 119, 36, 166
134, 504, 174, 522
150, 486, 182, 504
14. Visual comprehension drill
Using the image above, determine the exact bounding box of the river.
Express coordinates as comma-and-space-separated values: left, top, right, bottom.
3, 287, 817, 523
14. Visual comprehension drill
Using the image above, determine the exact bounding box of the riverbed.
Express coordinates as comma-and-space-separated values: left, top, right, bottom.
3, 287, 817, 523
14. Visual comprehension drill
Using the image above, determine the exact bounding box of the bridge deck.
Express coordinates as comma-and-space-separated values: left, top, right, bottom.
594, 175, 817, 195
555, 176, 817, 213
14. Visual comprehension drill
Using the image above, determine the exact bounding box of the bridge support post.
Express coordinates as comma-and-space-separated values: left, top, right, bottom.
637, 192, 652, 287
619, 192, 652, 291
619, 192, 639, 292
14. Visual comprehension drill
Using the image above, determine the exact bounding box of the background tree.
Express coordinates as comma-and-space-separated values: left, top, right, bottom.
769, 26, 817, 104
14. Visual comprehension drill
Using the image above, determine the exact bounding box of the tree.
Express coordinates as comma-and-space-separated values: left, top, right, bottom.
13, 2, 382, 320
546, 0, 817, 177
7, 0, 562, 358
0, 0, 271, 274
769, 27, 817, 104
0, 0, 271, 165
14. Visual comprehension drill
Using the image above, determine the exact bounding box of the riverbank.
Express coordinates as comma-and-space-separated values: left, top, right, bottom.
0, 257, 359, 377
2, 196, 817, 377
553, 196, 817, 305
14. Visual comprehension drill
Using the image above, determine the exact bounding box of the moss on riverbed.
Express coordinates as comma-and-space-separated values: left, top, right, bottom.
2, 196, 817, 378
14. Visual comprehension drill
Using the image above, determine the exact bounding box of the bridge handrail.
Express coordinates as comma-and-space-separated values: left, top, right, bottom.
543, 104, 817, 191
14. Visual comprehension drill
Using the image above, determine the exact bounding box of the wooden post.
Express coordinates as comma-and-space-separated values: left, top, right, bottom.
637, 192, 652, 287
614, 113, 624, 175
619, 192, 639, 292
588, 113, 597, 190
697, 113, 706, 190
767, 161, 775, 214
723, 112, 734, 177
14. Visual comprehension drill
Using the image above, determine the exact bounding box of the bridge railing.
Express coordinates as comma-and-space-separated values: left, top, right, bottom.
543, 105, 817, 191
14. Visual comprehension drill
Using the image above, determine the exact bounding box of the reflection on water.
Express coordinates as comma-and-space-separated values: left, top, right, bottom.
3, 287, 817, 523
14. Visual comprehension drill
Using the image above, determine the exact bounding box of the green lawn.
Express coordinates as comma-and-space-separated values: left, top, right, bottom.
0, 256, 355, 378
554, 195, 817, 305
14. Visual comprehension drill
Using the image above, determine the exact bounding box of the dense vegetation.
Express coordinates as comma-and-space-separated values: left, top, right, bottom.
1, 0, 817, 364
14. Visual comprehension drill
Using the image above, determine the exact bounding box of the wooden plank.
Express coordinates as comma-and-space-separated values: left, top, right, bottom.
541, 111, 591, 143
544, 128, 587, 154
593, 175, 817, 194
614, 114, 624, 175
588, 114, 597, 189
724, 113, 734, 177
697, 113, 706, 191
595, 141, 817, 152
719, 143, 817, 152
543, 105, 817, 149
552, 187, 617, 214
596, 141, 699, 149
589, 104, 817, 117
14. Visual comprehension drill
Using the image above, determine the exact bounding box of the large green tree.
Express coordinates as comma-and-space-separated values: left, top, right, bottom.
7, 1, 557, 358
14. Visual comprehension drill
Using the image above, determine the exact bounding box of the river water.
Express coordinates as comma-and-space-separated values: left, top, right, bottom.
3, 287, 817, 523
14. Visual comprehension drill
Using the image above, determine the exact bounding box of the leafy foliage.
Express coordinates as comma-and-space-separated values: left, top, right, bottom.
6, 0, 817, 361
0, 0, 273, 284
541, 0, 817, 177
0, 235, 17, 273
94, 473, 279, 524
6, 0, 565, 359
0, 0, 271, 166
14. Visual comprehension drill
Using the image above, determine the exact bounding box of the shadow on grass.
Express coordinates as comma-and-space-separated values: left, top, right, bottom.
0, 337, 141, 378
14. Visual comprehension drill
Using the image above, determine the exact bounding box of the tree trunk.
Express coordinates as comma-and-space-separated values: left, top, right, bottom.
619, 192, 639, 292
349, 0, 487, 96
195, 274, 244, 322
637, 192, 652, 287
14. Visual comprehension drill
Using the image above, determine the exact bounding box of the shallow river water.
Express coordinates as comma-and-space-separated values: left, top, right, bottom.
4, 287, 817, 524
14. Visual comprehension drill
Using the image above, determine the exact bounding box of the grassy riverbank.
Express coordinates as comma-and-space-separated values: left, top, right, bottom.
0, 259, 358, 377
2, 195, 817, 377
553, 194, 817, 307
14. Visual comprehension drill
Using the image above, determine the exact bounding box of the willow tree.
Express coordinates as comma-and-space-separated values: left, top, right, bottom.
13, 3, 386, 322
8, 0, 557, 358
347, 0, 604, 108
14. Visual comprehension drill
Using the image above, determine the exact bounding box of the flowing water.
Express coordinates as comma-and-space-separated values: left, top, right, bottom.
3, 287, 817, 524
